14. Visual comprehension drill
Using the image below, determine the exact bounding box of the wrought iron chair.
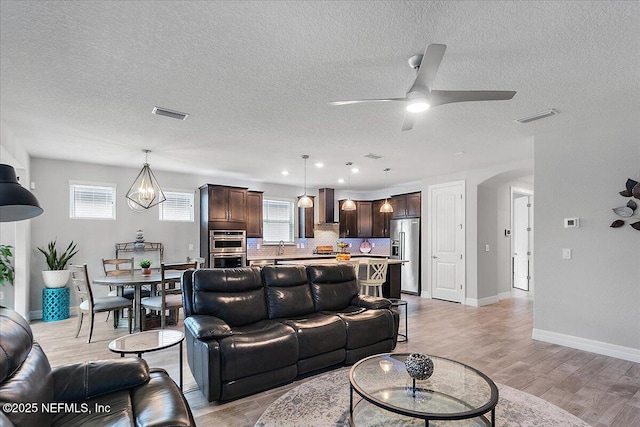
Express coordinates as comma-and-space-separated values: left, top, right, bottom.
69, 264, 132, 343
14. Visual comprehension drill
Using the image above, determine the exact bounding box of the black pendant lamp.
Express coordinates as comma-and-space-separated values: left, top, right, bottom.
0, 164, 43, 222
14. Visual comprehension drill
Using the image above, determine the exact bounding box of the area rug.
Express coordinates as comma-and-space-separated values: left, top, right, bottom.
255, 368, 591, 427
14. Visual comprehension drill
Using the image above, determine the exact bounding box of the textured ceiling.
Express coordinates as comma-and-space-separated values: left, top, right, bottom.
1, 1, 638, 191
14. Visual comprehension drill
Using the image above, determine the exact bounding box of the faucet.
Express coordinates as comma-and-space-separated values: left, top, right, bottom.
277, 240, 285, 256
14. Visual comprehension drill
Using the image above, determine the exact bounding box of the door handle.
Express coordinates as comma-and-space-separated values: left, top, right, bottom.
432, 255, 439, 259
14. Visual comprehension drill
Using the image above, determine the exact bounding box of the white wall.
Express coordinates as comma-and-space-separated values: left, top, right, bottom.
1, 123, 33, 318
533, 118, 640, 361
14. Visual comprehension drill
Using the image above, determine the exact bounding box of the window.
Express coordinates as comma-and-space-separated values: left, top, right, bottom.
69, 181, 116, 220
262, 199, 294, 244
159, 190, 194, 222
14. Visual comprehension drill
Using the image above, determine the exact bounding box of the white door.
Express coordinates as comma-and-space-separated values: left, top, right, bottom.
513, 195, 531, 291
429, 181, 465, 303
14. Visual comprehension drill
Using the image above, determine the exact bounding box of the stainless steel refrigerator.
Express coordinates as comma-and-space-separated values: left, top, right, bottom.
390, 218, 421, 294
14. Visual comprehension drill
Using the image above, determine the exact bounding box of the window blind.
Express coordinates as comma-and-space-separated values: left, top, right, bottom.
70, 183, 116, 219
159, 191, 194, 222
263, 199, 294, 243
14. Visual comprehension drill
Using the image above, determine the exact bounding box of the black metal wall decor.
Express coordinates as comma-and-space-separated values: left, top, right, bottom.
610, 178, 640, 231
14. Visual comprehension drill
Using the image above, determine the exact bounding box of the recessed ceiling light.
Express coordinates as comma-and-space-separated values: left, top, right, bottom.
338, 178, 345, 184
315, 162, 324, 168
351, 167, 359, 173
152, 106, 189, 120
281, 170, 289, 176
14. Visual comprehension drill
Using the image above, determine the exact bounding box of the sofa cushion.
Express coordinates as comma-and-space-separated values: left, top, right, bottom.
283, 312, 346, 359
262, 265, 315, 319
133, 369, 195, 427
0, 343, 54, 427
192, 268, 267, 326
51, 389, 134, 427
337, 309, 395, 349
306, 264, 359, 311
0, 307, 34, 383
219, 320, 298, 381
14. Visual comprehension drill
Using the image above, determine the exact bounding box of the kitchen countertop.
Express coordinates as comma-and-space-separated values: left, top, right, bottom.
247, 253, 390, 261
275, 257, 408, 265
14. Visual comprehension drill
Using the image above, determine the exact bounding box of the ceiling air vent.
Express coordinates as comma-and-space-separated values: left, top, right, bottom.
152, 106, 189, 120
515, 109, 558, 124
363, 153, 383, 159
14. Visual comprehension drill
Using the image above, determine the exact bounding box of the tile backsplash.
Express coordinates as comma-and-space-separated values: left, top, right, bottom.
247, 228, 390, 259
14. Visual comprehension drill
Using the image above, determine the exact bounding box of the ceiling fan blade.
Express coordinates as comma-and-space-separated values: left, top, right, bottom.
429, 90, 516, 107
401, 112, 415, 131
328, 98, 406, 106
410, 44, 447, 92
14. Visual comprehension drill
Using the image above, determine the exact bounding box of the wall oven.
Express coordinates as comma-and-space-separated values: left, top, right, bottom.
209, 230, 246, 268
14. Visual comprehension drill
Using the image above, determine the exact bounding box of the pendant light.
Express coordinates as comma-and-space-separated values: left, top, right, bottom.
0, 164, 43, 222
380, 168, 394, 213
297, 155, 313, 208
125, 149, 166, 209
341, 162, 356, 211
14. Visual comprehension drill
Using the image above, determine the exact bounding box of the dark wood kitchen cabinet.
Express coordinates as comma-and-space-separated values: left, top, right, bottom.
391, 192, 421, 219
339, 200, 372, 238
200, 184, 247, 229
338, 200, 357, 238
356, 201, 372, 237
246, 191, 263, 238
372, 199, 392, 237
297, 195, 315, 238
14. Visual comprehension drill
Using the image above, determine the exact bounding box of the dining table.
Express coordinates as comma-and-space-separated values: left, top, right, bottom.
93, 270, 182, 331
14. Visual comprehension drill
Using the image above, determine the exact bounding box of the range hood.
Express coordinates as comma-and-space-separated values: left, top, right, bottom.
316, 188, 339, 225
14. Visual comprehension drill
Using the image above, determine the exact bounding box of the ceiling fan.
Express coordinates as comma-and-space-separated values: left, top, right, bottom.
329, 44, 516, 131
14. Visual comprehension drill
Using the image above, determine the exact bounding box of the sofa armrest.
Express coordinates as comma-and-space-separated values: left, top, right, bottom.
350, 295, 392, 309
52, 358, 149, 402
184, 315, 233, 340
132, 368, 195, 426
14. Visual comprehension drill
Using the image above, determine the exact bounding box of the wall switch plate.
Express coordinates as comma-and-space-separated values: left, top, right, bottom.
371, 242, 375, 248
504, 229, 511, 236
564, 218, 580, 228
562, 248, 572, 259
256, 244, 261, 249
0, 291, 4, 300
188, 243, 194, 251
485, 244, 490, 252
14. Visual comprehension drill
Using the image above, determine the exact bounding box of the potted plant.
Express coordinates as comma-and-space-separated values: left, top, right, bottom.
0, 245, 15, 287
139, 259, 152, 276
37, 240, 78, 288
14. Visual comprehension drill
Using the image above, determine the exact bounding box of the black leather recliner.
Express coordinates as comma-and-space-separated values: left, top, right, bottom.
0, 307, 195, 427
182, 264, 398, 402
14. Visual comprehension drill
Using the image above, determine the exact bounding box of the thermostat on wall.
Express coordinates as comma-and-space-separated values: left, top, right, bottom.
564, 218, 580, 228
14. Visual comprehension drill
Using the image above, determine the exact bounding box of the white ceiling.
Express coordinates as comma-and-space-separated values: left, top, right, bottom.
1, 1, 638, 191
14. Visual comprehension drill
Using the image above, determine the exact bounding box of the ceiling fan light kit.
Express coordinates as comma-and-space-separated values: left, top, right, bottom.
329, 43, 516, 131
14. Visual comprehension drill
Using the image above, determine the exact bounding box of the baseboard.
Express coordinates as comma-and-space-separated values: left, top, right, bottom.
420, 290, 431, 298
498, 291, 511, 301
532, 328, 640, 363
30, 307, 78, 321
465, 295, 498, 307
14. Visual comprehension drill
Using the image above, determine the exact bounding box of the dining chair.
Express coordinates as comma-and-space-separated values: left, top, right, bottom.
187, 256, 205, 268
358, 259, 388, 297
69, 264, 133, 343
103, 258, 151, 325
139, 261, 197, 330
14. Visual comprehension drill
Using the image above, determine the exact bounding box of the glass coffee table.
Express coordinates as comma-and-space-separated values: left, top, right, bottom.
109, 330, 185, 391
349, 353, 498, 426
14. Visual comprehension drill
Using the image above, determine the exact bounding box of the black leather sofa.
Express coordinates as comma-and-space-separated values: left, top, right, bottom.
182, 264, 398, 402
0, 306, 194, 427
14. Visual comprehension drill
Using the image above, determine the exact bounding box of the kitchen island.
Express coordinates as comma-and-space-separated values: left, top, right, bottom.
274, 257, 407, 299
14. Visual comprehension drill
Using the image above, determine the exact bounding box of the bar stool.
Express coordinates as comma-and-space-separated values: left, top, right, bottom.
359, 259, 388, 297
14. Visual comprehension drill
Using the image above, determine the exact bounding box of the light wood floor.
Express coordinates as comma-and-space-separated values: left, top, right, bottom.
29, 295, 640, 427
